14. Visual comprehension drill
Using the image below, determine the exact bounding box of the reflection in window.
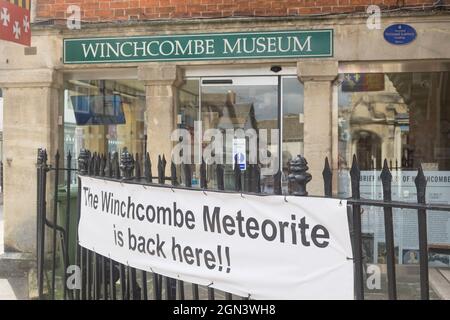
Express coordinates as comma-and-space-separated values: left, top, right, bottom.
176, 79, 200, 186
177, 77, 305, 192
338, 72, 450, 171
338, 72, 450, 275
200, 78, 278, 192
64, 80, 146, 162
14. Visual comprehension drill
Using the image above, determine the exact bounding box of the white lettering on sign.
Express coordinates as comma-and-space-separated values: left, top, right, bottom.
81, 36, 313, 60
223, 36, 311, 54
82, 38, 218, 59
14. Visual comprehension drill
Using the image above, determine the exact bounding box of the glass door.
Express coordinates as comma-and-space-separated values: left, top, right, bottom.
177, 74, 304, 193
200, 76, 280, 191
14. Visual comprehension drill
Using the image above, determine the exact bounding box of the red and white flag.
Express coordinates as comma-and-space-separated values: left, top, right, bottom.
0, 0, 31, 46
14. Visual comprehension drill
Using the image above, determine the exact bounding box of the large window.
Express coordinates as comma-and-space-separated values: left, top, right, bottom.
64, 79, 146, 160
338, 72, 450, 172
338, 72, 450, 274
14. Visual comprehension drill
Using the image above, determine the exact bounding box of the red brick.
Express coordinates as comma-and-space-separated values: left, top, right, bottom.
35, 0, 437, 21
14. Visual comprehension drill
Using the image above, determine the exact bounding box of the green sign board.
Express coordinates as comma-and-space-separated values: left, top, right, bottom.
63, 29, 333, 64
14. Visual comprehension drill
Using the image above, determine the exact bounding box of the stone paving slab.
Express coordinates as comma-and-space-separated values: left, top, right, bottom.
429, 268, 450, 300
0, 278, 28, 300
0, 203, 31, 300
441, 269, 450, 282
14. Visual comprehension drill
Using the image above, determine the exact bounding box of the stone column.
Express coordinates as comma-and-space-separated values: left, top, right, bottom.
138, 63, 183, 177
0, 69, 63, 254
297, 60, 338, 196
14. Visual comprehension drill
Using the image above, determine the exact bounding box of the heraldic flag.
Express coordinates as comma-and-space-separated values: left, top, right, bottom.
0, 0, 31, 46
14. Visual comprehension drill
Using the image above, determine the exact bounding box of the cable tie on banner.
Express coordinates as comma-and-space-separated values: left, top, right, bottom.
284, 194, 288, 203
203, 189, 207, 196
346, 257, 354, 261
247, 293, 252, 300
171, 187, 175, 193
142, 185, 147, 190
207, 282, 214, 287
339, 200, 343, 207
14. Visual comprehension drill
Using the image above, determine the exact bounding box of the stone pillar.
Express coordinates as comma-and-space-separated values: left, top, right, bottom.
0, 69, 62, 254
138, 63, 183, 177
297, 60, 338, 196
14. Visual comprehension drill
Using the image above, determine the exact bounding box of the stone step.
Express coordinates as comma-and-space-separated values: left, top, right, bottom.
429, 267, 450, 300
0, 252, 35, 278
441, 269, 450, 282
0, 277, 29, 300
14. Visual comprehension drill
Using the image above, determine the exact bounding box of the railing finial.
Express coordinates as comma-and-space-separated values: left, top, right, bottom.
380, 159, 392, 187
120, 147, 134, 179
37, 148, 46, 166
322, 157, 332, 197
415, 164, 427, 203
78, 149, 90, 175
350, 154, 361, 199
288, 155, 312, 196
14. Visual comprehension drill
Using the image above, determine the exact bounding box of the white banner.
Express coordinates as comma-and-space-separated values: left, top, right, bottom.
78, 176, 354, 300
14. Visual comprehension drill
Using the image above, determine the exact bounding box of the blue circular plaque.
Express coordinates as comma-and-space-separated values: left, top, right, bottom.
384, 24, 417, 45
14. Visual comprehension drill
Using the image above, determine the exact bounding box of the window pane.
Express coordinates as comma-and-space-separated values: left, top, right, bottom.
338, 72, 450, 298
200, 78, 279, 192
282, 77, 304, 192
64, 79, 146, 165
177, 79, 200, 186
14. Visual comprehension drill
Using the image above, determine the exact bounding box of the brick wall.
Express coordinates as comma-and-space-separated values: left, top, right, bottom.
36, 0, 439, 22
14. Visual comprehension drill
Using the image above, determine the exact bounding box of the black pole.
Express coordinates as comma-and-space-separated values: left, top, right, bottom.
322, 157, 333, 197
380, 160, 397, 300
64, 151, 72, 300
415, 165, 429, 300
350, 155, 364, 300
38, 150, 48, 299
51, 151, 60, 300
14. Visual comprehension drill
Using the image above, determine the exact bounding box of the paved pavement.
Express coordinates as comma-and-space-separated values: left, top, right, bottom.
430, 268, 450, 299
0, 202, 26, 300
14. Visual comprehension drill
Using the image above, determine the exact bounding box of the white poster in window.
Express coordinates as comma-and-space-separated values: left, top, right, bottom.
339, 170, 450, 266
232, 138, 246, 171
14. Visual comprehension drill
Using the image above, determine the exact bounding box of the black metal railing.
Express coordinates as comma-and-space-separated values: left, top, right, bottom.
35, 147, 450, 300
